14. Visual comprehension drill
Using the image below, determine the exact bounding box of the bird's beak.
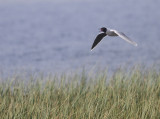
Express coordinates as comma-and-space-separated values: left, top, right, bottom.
99, 28, 101, 32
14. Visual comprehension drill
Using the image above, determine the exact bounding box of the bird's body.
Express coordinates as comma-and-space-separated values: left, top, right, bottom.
91, 27, 138, 50
106, 29, 118, 36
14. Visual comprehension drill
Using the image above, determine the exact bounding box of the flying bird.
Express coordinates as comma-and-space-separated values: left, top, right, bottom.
91, 27, 138, 50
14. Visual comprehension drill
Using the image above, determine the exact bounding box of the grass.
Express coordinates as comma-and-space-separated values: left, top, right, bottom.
0, 67, 160, 119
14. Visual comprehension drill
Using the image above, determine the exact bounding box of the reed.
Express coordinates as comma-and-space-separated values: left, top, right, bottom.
0, 67, 159, 119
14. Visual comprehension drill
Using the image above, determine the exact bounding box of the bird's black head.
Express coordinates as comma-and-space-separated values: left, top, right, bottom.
100, 27, 107, 33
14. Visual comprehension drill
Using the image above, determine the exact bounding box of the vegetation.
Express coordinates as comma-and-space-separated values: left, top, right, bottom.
0, 67, 160, 119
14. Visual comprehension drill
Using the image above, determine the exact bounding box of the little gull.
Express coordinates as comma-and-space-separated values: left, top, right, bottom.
91, 27, 138, 50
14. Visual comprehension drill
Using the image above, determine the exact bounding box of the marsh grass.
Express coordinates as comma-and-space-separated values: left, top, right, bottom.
0, 67, 160, 119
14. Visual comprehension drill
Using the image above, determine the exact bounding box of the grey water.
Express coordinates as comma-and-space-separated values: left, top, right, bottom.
0, 0, 160, 76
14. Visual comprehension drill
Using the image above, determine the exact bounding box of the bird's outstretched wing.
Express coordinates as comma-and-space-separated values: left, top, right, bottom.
111, 30, 138, 46
91, 33, 107, 50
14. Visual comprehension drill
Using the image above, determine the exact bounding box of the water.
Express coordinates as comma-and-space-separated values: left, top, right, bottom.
0, 0, 160, 75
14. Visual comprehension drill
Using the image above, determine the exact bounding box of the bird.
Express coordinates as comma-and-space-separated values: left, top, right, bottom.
91, 27, 138, 51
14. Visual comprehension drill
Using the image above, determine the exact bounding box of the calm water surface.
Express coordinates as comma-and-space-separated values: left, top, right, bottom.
0, 0, 160, 75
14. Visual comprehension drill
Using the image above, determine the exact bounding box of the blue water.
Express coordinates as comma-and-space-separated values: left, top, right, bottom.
0, 0, 160, 75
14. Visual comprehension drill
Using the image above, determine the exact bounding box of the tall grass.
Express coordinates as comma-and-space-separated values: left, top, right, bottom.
0, 67, 160, 119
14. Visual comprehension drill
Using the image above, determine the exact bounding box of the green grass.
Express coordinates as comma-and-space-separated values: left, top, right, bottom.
0, 67, 160, 119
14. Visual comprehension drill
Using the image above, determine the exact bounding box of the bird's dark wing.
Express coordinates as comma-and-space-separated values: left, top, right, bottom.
91, 33, 107, 50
